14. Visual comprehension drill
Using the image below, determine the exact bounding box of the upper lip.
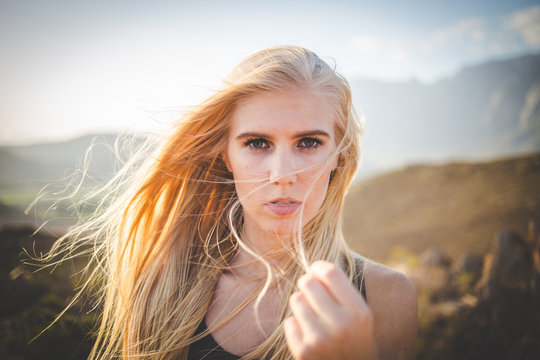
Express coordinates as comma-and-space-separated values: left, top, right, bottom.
266, 197, 301, 205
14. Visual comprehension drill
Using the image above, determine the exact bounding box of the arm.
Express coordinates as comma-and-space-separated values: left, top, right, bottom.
366, 262, 418, 360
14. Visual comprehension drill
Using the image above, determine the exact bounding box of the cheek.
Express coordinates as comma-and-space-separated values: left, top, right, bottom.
301, 167, 332, 212
229, 162, 268, 204
230, 165, 267, 192
227, 149, 265, 180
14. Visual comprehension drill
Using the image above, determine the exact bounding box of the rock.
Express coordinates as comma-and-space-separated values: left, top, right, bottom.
486, 230, 536, 297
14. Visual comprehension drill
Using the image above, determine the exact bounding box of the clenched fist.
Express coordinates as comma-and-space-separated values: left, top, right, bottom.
284, 261, 378, 360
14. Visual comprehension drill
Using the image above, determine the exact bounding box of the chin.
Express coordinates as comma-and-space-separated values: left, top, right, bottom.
263, 217, 308, 237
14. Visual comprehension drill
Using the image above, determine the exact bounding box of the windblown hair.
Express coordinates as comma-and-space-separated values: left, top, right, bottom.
41, 45, 364, 360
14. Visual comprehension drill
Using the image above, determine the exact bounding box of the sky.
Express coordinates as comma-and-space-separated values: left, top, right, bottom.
1, 0, 539, 145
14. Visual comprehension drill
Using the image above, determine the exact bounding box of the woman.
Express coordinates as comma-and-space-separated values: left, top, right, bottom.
48, 45, 417, 359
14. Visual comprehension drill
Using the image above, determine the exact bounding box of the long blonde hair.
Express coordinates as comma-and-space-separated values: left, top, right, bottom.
41, 45, 364, 360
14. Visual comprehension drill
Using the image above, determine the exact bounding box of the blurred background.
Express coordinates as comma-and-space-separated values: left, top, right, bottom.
1, 0, 539, 359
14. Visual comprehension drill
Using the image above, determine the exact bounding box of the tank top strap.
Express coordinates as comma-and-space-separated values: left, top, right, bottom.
349, 254, 368, 302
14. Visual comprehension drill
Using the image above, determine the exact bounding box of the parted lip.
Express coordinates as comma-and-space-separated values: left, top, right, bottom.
266, 197, 301, 205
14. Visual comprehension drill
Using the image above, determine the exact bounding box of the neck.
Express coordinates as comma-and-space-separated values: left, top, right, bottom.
228, 221, 294, 278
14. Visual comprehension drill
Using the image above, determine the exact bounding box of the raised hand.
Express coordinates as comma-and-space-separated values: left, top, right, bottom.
284, 260, 378, 360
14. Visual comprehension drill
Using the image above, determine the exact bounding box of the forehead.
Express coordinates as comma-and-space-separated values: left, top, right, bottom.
230, 90, 336, 136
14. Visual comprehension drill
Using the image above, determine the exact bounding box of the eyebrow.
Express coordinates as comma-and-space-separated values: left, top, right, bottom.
235, 130, 331, 140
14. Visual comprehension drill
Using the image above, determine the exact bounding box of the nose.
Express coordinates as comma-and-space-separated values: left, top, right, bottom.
269, 147, 297, 186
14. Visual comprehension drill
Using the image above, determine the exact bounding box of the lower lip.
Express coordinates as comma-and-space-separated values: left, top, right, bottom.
265, 202, 301, 216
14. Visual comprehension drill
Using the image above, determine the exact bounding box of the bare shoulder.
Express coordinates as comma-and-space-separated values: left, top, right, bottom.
363, 259, 418, 360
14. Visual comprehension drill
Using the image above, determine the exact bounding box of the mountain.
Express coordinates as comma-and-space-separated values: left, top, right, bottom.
1, 54, 539, 186
0, 133, 142, 188
343, 152, 540, 261
353, 53, 540, 178
1, 53, 539, 185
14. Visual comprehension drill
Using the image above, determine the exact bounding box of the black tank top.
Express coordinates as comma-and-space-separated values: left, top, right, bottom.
187, 256, 367, 360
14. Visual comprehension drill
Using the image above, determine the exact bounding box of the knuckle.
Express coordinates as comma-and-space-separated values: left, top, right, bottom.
289, 292, 303, 306
298, 274, 315, 289
319, 263, 340, 282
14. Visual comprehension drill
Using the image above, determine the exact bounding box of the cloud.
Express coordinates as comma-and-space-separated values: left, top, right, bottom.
349, 5, 540, 81
505, 5, 540, 46
429, 18, 486, 48
350, 17, 497, 65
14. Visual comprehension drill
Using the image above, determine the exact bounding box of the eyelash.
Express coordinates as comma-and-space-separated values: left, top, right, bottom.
298, 137, 323, 149
243, 137, 323, 152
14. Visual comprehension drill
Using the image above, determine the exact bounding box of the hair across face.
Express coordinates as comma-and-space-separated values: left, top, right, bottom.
224, 89, 338, 244
217, 46, 362, 251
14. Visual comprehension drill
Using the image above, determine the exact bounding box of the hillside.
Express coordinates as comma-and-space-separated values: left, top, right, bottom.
343, 152, 540, 261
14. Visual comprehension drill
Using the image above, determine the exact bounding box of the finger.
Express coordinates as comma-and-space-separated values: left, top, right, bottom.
283, 316, 303, 355
310, 260, 368, 310
297, 274, 340, 319
289, 292, 325, 337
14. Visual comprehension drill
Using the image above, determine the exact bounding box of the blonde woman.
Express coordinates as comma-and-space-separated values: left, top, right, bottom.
49, 45, 417, 359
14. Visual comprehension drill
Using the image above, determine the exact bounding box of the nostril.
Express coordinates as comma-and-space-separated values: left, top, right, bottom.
270, 171, 297, 185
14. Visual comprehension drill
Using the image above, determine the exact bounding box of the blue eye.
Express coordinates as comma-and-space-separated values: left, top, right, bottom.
298, 137, 322, 149
245, 138, 269, 151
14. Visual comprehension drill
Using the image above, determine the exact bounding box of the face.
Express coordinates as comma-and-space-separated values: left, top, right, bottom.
224, 89, 337, 241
